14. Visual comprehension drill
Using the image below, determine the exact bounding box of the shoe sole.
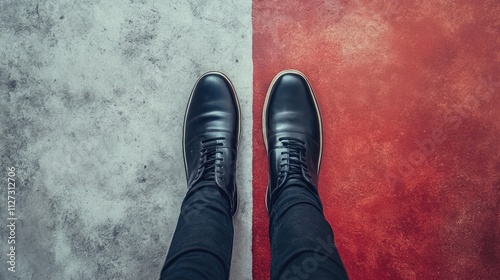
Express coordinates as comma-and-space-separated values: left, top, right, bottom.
262, 69, 323, 212
182, 71, 242, 217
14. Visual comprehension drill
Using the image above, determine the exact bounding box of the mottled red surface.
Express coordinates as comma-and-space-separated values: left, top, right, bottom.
252, 0, 500, 279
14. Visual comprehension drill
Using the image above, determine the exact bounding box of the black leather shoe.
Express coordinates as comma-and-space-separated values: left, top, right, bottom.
183, 72, 240, 216
263, 70, 322, 212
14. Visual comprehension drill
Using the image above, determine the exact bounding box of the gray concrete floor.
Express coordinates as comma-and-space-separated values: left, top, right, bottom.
0, 1, 253, 279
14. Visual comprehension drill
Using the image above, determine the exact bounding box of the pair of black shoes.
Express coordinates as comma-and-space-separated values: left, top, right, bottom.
183, 70, 322, 216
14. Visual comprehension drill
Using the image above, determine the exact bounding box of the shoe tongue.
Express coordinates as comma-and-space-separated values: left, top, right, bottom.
283, 143, 304, 178
199, 139, 222, 181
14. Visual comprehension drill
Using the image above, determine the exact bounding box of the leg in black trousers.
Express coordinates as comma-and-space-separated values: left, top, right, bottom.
269, 184, 348, 280
160, 184, 234, 280
263, 70, 349, 280
160, 72, 240, 280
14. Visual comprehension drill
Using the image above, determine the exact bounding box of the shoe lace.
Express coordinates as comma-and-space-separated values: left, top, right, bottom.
198, 137, 226, 182
278, 137, 311, 182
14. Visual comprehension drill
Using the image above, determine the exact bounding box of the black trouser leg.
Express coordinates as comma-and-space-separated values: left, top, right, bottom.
160, 185, 233, 280
269, 184, 348, 280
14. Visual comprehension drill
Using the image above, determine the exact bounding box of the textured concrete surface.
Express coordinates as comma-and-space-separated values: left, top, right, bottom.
0, 1, 252, 279
253, 0, 500, 279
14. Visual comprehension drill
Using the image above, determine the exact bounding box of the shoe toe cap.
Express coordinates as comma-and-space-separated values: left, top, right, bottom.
185, 72, 240, 141
266, 72, 321, 140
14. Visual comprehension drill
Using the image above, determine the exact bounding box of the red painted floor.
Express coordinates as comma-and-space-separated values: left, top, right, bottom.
252, 0, 500, 279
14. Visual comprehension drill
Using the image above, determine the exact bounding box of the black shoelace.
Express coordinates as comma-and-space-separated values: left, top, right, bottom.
278, 137, 311, 182
197, 137, 226, 182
